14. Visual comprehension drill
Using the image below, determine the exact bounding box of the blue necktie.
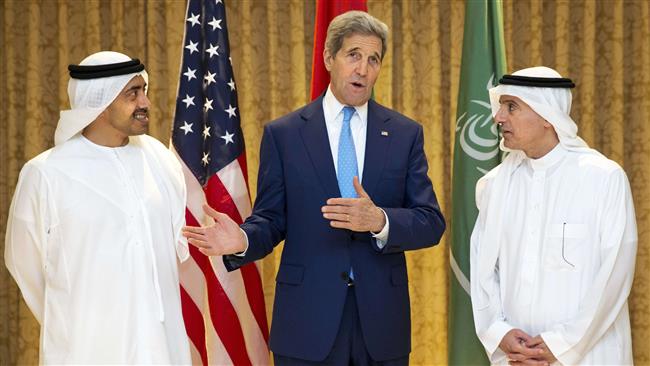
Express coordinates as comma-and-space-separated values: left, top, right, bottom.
337, 106, 358, 282
337, 106, 358, 199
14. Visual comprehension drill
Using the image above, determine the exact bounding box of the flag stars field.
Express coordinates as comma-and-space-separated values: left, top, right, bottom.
220, 130, 235, 145
185, 40, 199, 54
204, 98, 214, 112
183, 67, 197, 81
206, 43, 220, 58
225, 104, 236, 118
187, 13, 200, 27
204, 70, 217, 85
182, 94, 195, 108
180, 121, 193, 135
208, 17, 222, 30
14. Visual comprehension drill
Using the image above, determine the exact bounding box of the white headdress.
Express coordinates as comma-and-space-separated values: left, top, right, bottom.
54, 51, 148, 145
488, 66, 591, 153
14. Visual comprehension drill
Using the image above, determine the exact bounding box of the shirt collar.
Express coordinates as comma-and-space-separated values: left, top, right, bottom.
78, 133, 134, 153
527, 143, 567, 171
322, 85, 368, 123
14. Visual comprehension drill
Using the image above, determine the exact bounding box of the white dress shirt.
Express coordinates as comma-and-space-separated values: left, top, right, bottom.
322, 86, 389, 244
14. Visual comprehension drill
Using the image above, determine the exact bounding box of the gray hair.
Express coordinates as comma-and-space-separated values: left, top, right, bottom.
325, 11, 389, 60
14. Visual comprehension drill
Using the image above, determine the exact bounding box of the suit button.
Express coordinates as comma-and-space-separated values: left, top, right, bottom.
340, 272, 349, 282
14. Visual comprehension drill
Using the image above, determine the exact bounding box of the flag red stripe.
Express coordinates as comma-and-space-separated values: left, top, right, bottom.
186, 213, 252, 366
205, 174, 269, 343
239, 263, 269, 343
180, 284, 209, 366
205, 175, 244, 224
237, 154, 250, 194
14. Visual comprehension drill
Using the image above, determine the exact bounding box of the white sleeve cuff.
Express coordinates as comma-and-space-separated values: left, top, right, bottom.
176, 236, 190, 262
481, 320, 514, 363
371, 209, 389, 248
540, 330, 580, 365
234, 228, 250, 257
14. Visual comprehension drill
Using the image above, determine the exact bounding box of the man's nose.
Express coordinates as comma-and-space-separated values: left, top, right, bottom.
138, 92, 151, 109
494, 106, 507, 124
356, 59, 368, 76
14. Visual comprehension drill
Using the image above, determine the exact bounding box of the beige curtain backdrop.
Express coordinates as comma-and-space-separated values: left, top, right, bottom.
1, 0, 648, 365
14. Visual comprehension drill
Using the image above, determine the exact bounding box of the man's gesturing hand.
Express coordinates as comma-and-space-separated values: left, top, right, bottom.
322, 176, 386, 232
182, 204, 246, 256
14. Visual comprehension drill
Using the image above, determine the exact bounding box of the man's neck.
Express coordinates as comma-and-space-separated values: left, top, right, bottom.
525, 140, 560, 159
82, 128, 128, 147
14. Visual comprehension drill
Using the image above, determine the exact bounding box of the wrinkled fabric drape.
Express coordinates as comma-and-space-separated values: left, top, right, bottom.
1, 1, 648, 365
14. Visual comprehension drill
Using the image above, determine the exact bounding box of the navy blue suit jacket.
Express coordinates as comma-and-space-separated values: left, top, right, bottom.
224, 96, 445, 362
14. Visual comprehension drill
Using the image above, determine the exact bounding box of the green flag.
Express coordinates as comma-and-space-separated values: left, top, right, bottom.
449, 0, 506, 365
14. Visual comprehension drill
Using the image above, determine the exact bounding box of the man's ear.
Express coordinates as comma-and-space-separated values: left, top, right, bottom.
323, 49, 333, 71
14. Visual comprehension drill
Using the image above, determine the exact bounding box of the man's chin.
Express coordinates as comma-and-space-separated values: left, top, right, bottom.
343, 93, 371, 106
130, 127, 148, 136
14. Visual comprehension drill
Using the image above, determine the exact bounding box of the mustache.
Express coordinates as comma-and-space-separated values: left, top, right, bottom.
133, 108, 149, 116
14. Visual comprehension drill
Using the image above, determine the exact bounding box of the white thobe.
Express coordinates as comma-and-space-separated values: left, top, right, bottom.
5, 134, 191, 365
470, 144, 637, 365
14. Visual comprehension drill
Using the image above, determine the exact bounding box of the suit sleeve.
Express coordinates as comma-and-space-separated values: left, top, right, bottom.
378, 125, 446, 253
224, 124, 286, 271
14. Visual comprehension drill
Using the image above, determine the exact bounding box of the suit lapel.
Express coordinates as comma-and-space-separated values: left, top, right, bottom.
361, 100, 391, 198
299, 97, 341, 199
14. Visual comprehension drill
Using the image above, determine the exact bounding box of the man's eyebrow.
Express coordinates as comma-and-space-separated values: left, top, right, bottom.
125, 83, 146, 93
344, 46, 380, 59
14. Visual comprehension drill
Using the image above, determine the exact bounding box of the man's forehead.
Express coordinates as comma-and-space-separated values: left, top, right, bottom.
122, 75, 146, 90
499, 95, 537, 111
341, 34, 382, 53
499, 94, 523, 104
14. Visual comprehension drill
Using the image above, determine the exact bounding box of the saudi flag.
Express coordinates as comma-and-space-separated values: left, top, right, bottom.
448, 0, 507, 364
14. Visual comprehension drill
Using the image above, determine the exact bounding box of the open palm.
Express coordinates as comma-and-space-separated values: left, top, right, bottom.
182, 204, 247, 256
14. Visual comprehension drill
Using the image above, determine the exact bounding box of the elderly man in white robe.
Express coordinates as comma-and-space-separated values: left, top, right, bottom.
470, 66, 637, 366
4, 51, 191, 365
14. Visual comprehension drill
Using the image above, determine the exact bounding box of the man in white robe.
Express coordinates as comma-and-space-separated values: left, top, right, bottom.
470, 66, 637, 365
4, 51, 191, 365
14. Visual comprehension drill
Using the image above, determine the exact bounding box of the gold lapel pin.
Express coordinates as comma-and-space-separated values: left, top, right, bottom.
381, 131, 389, 136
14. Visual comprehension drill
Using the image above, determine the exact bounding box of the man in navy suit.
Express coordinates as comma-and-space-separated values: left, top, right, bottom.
183, 11, 445, 365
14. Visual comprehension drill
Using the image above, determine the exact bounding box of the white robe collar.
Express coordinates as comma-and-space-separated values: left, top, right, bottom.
526, 143, 567, 171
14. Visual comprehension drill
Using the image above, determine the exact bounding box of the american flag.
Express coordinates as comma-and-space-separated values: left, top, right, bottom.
170, 0, 269, 364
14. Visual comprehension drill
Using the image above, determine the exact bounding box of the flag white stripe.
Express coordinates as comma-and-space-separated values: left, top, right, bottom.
188, 338, 203, 366
179, 253, 207, 307
216, 159, 252, 218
